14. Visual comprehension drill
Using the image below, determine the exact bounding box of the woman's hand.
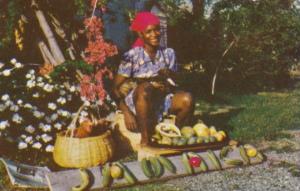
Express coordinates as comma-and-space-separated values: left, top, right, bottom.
123, 110, 138, 131
158, 68, 174, 79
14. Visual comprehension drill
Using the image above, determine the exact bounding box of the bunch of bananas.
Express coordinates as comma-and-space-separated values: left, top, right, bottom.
14, 18, 25, 51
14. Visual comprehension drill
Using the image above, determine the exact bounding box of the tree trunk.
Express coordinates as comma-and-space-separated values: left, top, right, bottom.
38, 41, 58, 66
191, 0, 205, 17
31, 0, 65, 65
49, 13, 76, 60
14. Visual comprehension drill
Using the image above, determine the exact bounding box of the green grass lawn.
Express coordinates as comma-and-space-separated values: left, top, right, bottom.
196, 83, 300, 143
2, 81, 300, 190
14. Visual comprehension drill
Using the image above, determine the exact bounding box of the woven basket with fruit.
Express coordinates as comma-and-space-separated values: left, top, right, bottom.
53, 104, 115, 168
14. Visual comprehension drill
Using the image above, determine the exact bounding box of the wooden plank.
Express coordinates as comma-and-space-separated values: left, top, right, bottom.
137, 139, 230, 160
46, 147, 264, 191
46, 167, 101, 191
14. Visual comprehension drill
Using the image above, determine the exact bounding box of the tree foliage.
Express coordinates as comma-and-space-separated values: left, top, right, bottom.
164, 0, 300, 92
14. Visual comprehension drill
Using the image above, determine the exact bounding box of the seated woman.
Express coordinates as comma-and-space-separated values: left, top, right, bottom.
112, 12, 194, 146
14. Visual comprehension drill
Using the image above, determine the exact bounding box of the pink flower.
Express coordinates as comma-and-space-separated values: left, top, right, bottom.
79, 69, 109, 102
79, 0, 118, 103
84, 17, 118, 66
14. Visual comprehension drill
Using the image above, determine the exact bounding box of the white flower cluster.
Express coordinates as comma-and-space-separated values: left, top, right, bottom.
0, 121, 9, 130
0, 58, 23, 77
0, 58, 98, 155
57, 97, 67, 105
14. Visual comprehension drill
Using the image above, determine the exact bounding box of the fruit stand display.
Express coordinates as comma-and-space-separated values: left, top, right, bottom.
47, 113, 265, 191
46, 144, 265, 191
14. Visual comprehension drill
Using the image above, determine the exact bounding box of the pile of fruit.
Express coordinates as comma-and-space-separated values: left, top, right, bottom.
71, 144, 264, 190
181, 144, 264, 175
152, 120, 227, 146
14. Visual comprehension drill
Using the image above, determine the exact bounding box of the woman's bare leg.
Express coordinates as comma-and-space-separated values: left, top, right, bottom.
169, 91, 194, 127
133, 82, 161, 145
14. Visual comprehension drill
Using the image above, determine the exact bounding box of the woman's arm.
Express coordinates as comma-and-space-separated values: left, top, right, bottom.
112, 74, 137, 130
112, 74, 127, 102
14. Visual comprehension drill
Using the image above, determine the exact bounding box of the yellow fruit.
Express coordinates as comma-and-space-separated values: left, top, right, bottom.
246, 148, 257, 157
181, 126, 195, 138
156, 123, 181, 138
110, 165, 123, 179
209, 126, 217, 136
161, 136, 172, 145
193, 123, 210, 137
218, 130, 226, 138
244, 144, 255, 150
196, 130, 210, 137
214, 132, 225, 142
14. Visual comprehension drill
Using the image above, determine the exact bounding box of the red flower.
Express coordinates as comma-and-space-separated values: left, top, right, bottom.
84, 17, 118, 66
189, 157, 201, 167
79, 0, 118, 104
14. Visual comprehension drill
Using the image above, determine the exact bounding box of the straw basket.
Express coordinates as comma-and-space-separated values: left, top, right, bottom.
53, 129, 115, 168
53, 105, 115, 168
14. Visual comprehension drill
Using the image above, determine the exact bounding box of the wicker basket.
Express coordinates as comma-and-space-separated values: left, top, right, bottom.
53, 129, 115, 168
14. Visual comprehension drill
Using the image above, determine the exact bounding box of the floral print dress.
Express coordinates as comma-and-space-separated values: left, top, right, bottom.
118, 46, 178, 120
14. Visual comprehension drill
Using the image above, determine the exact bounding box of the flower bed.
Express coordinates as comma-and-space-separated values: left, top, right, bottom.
0, 0, 118, 167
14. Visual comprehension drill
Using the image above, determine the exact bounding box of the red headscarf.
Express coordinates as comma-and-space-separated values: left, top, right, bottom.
130, 12, 160, 48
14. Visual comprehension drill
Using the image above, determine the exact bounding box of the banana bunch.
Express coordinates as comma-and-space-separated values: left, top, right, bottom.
141, 156, 176, 178
72, 169, 90, 191
155, 123, 181, 138
15, 18, 25, 51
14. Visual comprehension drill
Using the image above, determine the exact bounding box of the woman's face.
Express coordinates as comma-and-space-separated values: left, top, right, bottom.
140, 24, 161, 47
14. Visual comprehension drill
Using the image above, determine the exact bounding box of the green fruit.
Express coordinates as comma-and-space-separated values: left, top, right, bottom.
172, 137, 180, 146
177, 137, 187, 146
149, 157, 163, 177
199, 158, 208, 172
101, 163, 112, 187
219, 146, 232, 159
116, 162, 137, 185
256, 152, 265, 162
152, 133, 162, 141
180, 126, 195, 138
141, 158, 154, 178
187, 136, 197, 145
158, 156, 176, 174
204, 137, 210, 143
161, 136, 172, 145
239, 145, 250, 165
196, 137, 204, 144
209, 136, 217, 143
182, 152, 193, 174
207, 150, 222, 170
224, 158, 243, 166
